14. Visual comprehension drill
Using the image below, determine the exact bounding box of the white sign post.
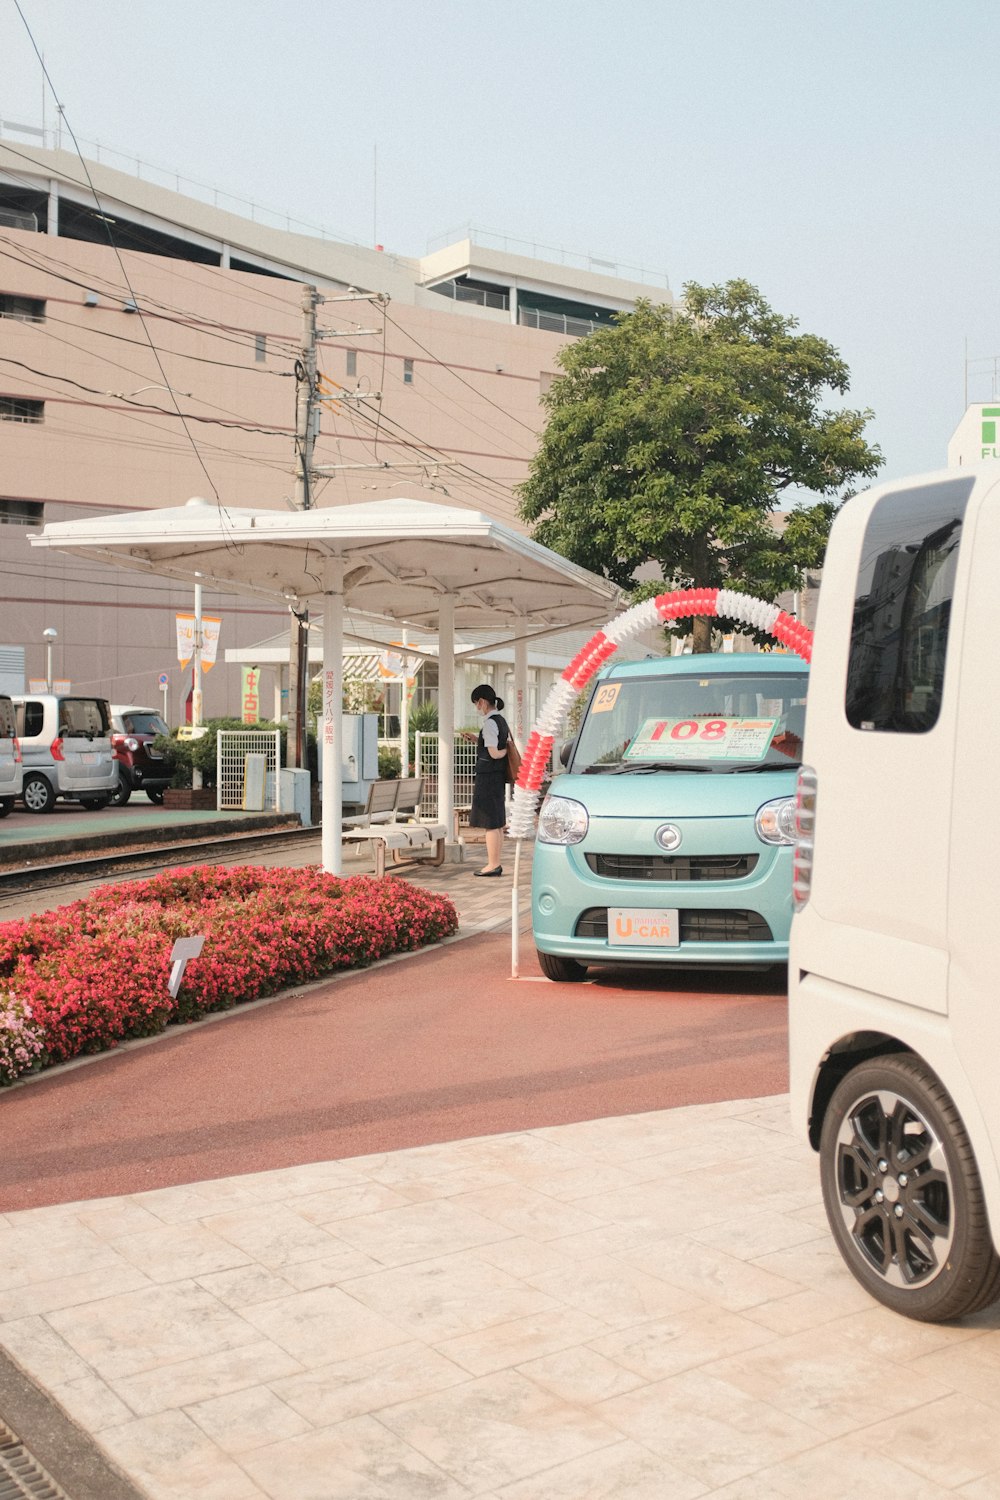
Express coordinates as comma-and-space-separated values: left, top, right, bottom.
168, 935, 205, 998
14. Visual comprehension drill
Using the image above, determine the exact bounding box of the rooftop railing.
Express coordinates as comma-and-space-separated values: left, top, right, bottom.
0, 118, 379, 255
1, 121, 670, 294
426, 222, 671, 290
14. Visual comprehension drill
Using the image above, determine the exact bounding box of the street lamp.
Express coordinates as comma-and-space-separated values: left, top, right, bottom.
42, 627, 58, 691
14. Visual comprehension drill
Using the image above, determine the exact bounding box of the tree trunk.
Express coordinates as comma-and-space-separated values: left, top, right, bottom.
689, 539, 714, 654
691, 614, 713, 653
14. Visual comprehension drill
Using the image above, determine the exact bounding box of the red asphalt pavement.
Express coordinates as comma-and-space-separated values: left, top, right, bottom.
0, 933, 787, 1212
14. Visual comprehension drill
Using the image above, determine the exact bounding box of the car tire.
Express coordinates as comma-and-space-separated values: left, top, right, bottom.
110, 775, 132, 806
0, 798, 13, 819
820, 1053, 1000, 1322
537, 949, 588, 983
80, 793, 112, 810
145, 787, 165, 805
22, 774, 56, 814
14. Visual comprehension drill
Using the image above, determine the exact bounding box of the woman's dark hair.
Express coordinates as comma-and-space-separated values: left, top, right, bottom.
471, 683, 503, 710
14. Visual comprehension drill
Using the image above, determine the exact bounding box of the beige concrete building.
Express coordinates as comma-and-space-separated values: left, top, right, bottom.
0, 130, 671, 714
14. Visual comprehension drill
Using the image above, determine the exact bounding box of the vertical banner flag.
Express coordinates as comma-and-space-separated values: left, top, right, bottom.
175, 613, 195, 669
176, 614, 222, 670
201, 616, 222, 672
378, 642, 421, 701
241, 665, 261, 724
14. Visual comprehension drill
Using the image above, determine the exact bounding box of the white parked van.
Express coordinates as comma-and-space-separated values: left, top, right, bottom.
12, 693, 116, 813
789, 464, 1000, 1321
0, 694, 22, 816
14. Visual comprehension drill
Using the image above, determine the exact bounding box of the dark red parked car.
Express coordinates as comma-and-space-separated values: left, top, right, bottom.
109, 705, 173, 805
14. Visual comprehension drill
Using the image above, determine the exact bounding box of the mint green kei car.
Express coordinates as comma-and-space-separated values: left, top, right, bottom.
532, 653, 808, 981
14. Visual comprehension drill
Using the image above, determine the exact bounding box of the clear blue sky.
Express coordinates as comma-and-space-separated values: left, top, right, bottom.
2, 0, 997, 487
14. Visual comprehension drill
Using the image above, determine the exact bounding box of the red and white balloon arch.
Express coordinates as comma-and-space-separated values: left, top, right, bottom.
507, 587, 814, 841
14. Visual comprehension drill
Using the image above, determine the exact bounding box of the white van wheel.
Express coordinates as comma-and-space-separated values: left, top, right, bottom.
22, 774, 56, 814
820, 1054, 1000, 1322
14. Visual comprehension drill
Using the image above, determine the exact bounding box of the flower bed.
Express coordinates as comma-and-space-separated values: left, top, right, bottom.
0, 866, 458, 1086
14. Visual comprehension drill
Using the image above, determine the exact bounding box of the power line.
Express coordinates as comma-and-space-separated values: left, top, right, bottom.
0, 235, 301, 358
0, 138, 339, 318
317, 375, 527, 506
0, 355, 296, 436
379, 304, 541, 437
8, 19, 226, 502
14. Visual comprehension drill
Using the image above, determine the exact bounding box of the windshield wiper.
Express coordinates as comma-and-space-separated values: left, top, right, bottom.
607, 761, 714, 774
723, 761, 802, 774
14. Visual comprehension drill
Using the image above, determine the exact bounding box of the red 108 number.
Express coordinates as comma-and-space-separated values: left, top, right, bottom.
649, 719, 728, 742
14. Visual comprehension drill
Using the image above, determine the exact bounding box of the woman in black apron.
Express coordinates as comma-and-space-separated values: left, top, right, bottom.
468, 683, 509, 877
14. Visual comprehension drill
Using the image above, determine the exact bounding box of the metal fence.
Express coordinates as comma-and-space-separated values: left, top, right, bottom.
217, 730, 281, 811
414, 733, 478, 822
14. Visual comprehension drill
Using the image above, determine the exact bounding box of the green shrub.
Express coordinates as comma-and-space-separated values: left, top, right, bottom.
378, 745, 401, 779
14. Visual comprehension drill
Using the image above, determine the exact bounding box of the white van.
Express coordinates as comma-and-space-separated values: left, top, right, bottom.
12, 693, 116, 813
789, 463, 1000, 1322
0, 693, 22, 816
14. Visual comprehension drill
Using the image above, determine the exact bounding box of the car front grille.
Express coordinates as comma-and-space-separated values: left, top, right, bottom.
574, 908, 774, 943
585, 853, 758, 882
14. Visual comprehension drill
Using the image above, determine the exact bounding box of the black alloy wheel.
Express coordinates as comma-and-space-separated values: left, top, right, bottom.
820, 1053, 1000, 1322
146, 787, 165, 804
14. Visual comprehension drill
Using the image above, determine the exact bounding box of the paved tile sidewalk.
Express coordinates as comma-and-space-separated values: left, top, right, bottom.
3, 1096, 1000, 1498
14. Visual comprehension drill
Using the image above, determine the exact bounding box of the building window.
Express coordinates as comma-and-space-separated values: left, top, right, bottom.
0, 294, 45, 323
0, 498, 44, 525
254, 334, 267, 362
0, 398, 44, 423
346, 350, 357, 377
403, 358, 414, 385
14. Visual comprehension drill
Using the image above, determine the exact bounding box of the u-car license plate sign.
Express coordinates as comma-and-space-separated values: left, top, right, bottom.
608, 907, 680, 947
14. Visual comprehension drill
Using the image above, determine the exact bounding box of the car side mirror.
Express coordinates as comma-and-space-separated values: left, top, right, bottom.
559, 738, 575, 768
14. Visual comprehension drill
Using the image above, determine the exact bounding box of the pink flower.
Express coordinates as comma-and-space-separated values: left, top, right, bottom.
0, 866, 458, 1076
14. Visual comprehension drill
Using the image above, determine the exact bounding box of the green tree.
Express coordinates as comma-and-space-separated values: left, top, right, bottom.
518, 281, 882, 650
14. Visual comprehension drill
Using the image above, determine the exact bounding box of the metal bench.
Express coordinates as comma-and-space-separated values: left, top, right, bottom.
342, 776, 448, 877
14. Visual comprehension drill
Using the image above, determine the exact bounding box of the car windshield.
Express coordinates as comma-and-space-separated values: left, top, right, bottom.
122, 712, 169, 736
572, 669, 808, 774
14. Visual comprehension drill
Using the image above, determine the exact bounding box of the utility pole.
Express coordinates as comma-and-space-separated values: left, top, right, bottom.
295, 286, 320, 511
287, 286, 387, 769
287, 286, 321, 768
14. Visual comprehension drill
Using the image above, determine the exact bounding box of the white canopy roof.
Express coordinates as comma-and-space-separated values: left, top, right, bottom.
30, 496, 624, 872
29, 495, 620, 632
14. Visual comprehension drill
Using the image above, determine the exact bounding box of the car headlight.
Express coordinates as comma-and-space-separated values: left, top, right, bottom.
537, 794, 589, 846
755, 796, 797, 846
125, 737, 140, 752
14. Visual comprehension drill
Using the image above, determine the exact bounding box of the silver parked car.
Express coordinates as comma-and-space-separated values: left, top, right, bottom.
0, 694, 22, 817
12, 693, 116, 813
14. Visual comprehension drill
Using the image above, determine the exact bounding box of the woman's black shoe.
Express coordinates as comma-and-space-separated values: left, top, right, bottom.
473, 865, 503, 878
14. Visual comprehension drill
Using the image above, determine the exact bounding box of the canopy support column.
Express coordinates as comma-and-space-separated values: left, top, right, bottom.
321, 557, 345, 875
437, 593, 456, 846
